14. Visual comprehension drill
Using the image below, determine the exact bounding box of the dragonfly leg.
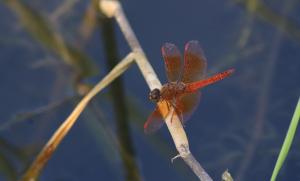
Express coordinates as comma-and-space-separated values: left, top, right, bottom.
170, 99, 184, 125
170, 111, 174, 123
165, 101, 175, 123
171, 154, 181, 163
177, 109, 184, 126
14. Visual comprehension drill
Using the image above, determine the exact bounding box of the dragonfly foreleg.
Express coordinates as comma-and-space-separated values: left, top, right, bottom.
170, 99, 184, 126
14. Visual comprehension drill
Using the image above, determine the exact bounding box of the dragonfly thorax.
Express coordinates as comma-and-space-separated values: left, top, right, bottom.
149, 82, 186, 103
160, 82, 186, 100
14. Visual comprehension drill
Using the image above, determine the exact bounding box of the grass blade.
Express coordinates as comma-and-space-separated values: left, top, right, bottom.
270, 97, 300, 181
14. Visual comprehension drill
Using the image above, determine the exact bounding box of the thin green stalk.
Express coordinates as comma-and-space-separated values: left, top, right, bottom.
270, 97, 300, 181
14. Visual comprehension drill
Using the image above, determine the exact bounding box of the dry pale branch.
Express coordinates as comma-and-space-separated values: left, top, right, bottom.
20, 53, 135, 181
100, 0, 213, 180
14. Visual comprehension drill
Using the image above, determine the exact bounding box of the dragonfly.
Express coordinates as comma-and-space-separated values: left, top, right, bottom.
144, 40, 234, 134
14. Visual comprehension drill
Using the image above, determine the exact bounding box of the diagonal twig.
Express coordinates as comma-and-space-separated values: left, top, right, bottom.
100, 1, 213, 180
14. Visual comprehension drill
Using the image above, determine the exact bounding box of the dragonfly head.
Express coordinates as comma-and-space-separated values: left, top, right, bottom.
149, 88, 161, 103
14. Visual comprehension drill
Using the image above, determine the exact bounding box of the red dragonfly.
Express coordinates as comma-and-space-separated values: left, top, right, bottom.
144, 40, 234, 134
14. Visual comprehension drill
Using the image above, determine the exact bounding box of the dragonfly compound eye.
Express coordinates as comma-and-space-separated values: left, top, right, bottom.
149, 88, 161, 102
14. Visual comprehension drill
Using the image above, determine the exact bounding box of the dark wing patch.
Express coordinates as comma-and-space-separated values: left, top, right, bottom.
182, 40, 207, 83
162, 43, 183, 82
144, 106, 165, 134
175, 91, 201, 124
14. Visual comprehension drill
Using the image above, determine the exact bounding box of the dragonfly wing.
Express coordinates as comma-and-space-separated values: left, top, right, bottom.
176, 92, 201, 124
162, 43, 183, 82
182, 40, 207, 83
144, 106, 165, 134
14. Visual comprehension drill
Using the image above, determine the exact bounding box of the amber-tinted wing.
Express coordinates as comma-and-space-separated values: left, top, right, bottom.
144, 100, 173, 134
144, 93, 200, 133
182, 40, 207, 83
175, 92, 201, 124
162, 43, 183, 82
144, 106, 164, 134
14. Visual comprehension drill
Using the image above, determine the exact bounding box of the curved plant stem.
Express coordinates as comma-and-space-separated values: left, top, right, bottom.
20, 52, 135, 181
270, 98, 300, 181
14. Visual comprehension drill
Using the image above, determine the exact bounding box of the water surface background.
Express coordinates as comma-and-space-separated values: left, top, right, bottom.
0, 0, 300, 180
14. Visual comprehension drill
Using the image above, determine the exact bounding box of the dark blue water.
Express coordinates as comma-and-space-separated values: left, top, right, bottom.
0, 0, 300, 180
